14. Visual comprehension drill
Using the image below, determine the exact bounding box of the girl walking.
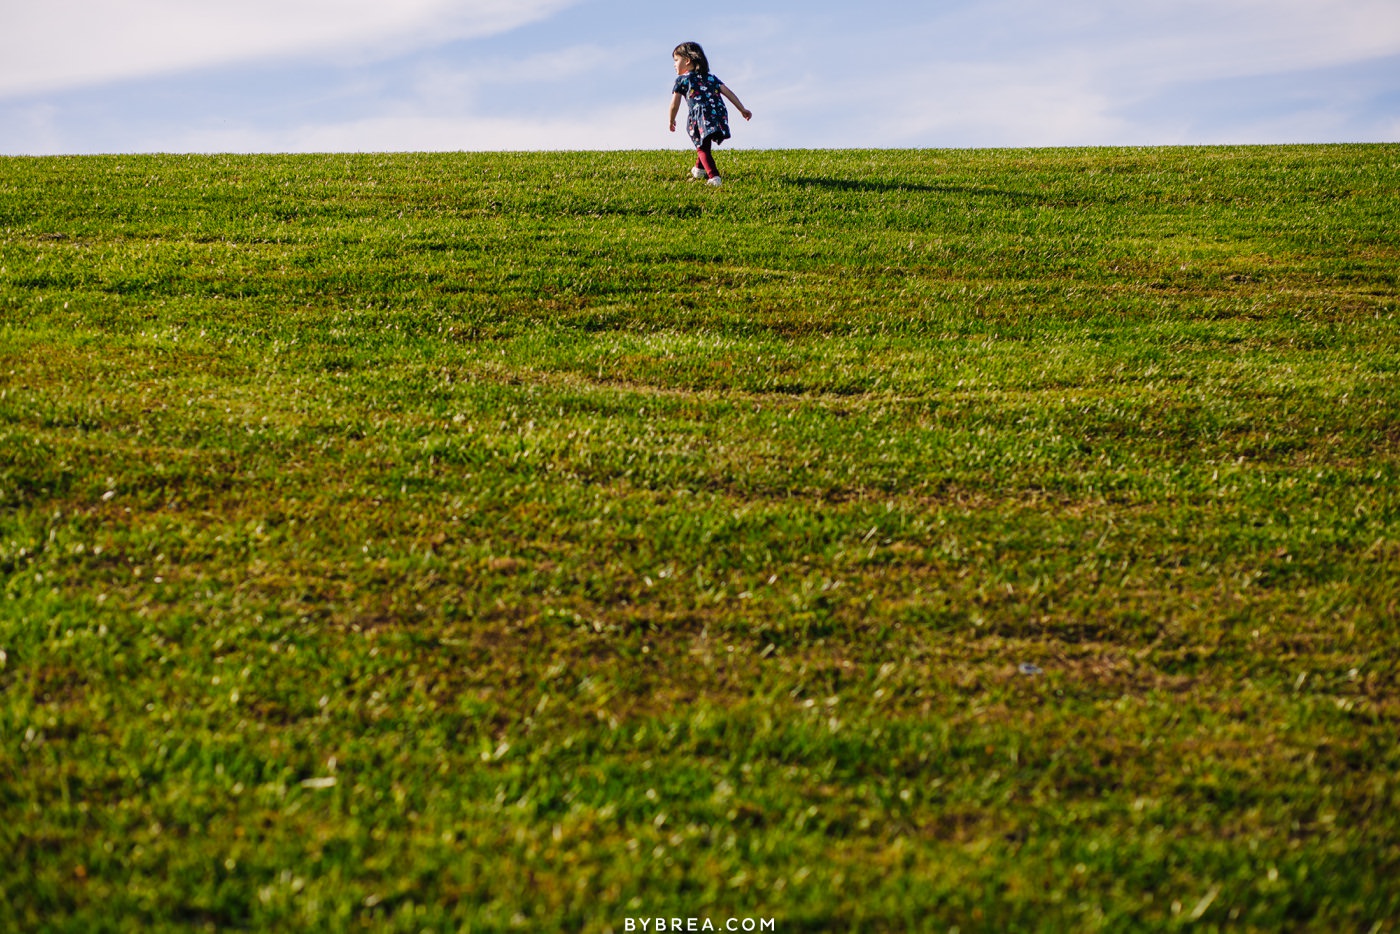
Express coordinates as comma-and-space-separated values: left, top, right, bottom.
668, 41, 751, 187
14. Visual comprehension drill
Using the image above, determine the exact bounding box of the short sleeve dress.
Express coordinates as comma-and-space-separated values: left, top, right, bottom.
672, 72, 731, 148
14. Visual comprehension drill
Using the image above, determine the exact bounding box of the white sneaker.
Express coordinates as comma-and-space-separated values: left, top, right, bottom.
706, 176, 723, 187
691, 167, 705, 179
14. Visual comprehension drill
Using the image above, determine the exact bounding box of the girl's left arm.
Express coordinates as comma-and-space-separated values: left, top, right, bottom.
719, 85, 751, 120
668, 92, 683, 131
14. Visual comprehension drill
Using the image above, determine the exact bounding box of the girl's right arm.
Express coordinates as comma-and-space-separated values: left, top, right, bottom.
668, 93, 682, 132
719, 85, 751, 121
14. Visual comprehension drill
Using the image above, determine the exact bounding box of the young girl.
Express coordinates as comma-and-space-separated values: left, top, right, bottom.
668, 41, 751, 187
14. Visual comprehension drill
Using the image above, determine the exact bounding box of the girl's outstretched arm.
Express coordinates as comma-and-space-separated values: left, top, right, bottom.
668, 92, 682, 132
719, 85, 751, 120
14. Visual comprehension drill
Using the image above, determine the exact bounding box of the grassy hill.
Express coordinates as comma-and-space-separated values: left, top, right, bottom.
2, 145, 1397, 930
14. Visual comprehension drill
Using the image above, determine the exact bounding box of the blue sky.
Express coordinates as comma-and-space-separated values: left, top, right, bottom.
3, 0, 1398, 154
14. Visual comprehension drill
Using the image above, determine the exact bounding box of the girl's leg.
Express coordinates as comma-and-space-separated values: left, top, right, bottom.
696, 139, 719, 179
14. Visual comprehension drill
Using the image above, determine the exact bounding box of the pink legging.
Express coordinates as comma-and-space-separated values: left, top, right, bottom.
694, 139, 719, 179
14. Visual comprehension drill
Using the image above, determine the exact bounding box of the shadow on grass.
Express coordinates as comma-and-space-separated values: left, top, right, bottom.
782, 175, 1042, 202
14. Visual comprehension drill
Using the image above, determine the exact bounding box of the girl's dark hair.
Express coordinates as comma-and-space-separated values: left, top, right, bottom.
672, 41, 710, 74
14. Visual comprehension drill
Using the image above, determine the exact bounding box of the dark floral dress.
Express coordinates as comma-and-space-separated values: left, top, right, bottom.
673, 72, 730, 147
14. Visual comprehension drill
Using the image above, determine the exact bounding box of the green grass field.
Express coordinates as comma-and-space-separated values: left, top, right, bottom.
2, 145, 1398, 931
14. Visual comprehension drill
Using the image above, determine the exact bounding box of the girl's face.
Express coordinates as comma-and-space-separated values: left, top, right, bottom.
673, 53, 691, 76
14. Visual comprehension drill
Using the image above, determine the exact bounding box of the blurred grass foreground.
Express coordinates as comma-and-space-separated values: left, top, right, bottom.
1, 145, 1398, 930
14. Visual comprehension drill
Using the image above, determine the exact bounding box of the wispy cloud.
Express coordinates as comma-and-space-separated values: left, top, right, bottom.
1, 0, 1396, 153
166, 102, 666, 153
0, 0, 578, 98
730, 0, 1400, 147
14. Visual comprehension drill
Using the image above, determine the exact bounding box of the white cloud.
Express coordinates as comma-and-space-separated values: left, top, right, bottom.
2, 0, 1396, 152
735, 0, 1400, 147
934, 0, 1400, 90
0, 0, 578, 98
890, 67, 1125, 147
405, 44, 633, 113
162, 102, 669, 153
919, 0, 1400, 76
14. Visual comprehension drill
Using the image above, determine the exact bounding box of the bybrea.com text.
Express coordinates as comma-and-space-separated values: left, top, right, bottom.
625, 918, 775, 932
